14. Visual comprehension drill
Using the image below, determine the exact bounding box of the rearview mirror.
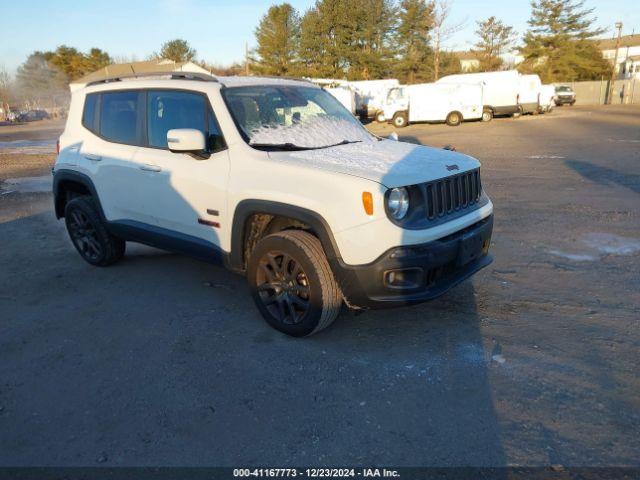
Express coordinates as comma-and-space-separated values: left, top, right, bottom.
167, 129, 206, 155
388, 132, 398, 141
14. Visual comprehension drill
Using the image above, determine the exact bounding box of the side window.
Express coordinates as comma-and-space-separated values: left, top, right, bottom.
100, 91, 142, 145
147, 90, 206, 149
82, 93, 99, 133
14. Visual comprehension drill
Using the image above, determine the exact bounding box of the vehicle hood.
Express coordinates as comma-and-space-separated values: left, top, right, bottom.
267, 139, 480, 187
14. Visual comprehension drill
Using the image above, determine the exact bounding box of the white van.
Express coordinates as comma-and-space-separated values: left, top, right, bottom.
437, 70, 521, 120
348, 79, 400, 119
381, 82, 483, 128
538, 85, 556, 113
518, 74, 542, 114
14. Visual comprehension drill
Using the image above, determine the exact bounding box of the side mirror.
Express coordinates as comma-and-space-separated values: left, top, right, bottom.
167, 129, 206, 155
388, 132, 399, 141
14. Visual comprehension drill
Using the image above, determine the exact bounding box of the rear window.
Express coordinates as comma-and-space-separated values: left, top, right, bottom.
99, 91, 142, 145
82, 93, 99, 132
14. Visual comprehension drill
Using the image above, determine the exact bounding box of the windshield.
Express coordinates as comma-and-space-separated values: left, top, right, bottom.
556, 86, 572, 92
222, 85, 373, 150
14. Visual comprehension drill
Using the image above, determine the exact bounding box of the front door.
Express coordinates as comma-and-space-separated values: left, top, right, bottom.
133, 89, 230, 251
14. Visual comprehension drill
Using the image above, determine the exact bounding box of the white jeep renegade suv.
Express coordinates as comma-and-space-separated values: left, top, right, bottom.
53, 72, 493, 336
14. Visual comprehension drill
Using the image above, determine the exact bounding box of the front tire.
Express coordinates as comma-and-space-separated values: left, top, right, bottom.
248, 230, 342, 337
375, 111, 386, 123
446, 111, 462, 126
65, 196, 125, 266
392, 112, 408, 128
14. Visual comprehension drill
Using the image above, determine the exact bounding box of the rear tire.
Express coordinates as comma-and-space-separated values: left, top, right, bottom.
64, 196, 125, 267
481, 109, 493, 122
392, 112, 408, 128
445, 111, 462, 126
247, 230, 342, 337
375, 111, 386, 123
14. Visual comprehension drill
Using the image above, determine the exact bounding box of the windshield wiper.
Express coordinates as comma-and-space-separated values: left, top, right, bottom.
250, 139, 363, 151
250, 142, 313, 151
316, 139, 363, 149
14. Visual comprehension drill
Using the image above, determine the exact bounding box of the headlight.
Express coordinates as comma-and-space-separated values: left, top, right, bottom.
387, 187, 410, 220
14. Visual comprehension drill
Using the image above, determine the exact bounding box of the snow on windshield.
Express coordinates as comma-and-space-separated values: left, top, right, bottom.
248, 115, 373, 148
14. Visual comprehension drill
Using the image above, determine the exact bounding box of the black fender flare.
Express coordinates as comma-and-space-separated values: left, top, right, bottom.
229, 199, 343, 272
53, 169, 105, 220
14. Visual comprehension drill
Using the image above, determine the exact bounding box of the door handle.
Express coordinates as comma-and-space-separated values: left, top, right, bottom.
84, 153, 102, 161
140, 164, 162, 172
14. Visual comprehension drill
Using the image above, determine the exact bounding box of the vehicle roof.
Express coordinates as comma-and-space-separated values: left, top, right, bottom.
74, 75, 319, 96
217, 76, 318, 88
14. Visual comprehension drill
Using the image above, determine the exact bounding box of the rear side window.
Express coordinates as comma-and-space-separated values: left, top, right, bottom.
82, 93, 99, 133
147, 90, 206, 148
99, 91, 142, 145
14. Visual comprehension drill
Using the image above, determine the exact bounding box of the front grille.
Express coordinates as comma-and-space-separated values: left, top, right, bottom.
420, 169, 482, 220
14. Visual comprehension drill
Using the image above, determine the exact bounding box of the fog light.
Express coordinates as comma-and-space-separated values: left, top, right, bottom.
384, 268, 423, 289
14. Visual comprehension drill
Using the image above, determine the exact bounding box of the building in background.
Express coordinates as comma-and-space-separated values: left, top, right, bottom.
599, 34, 640, 79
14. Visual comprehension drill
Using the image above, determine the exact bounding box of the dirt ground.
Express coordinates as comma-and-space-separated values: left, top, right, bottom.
0, 106, 639, 468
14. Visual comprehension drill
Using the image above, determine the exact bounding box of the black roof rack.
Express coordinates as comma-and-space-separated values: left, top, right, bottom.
86, 71, 218, 87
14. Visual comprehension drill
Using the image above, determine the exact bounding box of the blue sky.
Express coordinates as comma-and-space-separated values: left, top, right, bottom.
2, 0, 638, 74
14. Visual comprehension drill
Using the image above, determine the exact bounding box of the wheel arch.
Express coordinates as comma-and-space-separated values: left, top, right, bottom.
53, 170, 105, 220
229, 200, 342, 273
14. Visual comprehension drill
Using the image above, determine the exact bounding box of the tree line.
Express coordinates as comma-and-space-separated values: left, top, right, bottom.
252, 0, 464, 83
1, 0, 613, 112
252, 0, 612, 83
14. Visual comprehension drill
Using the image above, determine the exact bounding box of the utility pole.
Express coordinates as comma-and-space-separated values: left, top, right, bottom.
245, 42, 250, 76
607, 22, 623, 104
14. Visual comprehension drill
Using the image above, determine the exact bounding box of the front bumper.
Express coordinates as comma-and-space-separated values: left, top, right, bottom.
333, 215, 493, 309
555, 96, 575, 104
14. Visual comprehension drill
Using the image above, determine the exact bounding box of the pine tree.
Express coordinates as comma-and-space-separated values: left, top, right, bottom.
157, 39, 197, 63
84, 48, 112, 73
346, 0, 397, 79
298, 8, 332, 77
394, 0, 435, 83
472, 17, 516, 71
519, 0, 609, 81
254, 3, 300, 76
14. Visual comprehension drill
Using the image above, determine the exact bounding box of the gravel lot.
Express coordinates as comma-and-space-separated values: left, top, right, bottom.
0, 106, 639, 467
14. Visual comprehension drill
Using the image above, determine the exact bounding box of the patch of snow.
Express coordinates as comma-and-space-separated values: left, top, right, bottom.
0, 139, 56, 155
607, 138, 640, 143
1, 176, 52, 194
581, 233, 640, 256
249, 116, 373, 148
548, 250, 597, 262
270, 137, 478, 187
492, 354, 506, 364
219, 76, 317, 88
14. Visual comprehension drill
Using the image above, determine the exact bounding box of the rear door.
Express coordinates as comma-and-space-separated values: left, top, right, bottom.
132, 89, 230, 249
81, 90, 153, 224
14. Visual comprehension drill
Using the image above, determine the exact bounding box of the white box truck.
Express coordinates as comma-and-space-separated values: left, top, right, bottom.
437, 70, 521, 120
348, 79, 400, 119
381, 82, 483, 128
518, 74, 543, 114
307, 78, 357, 115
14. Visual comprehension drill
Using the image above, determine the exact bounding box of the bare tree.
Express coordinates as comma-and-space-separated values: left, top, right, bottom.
432, 0, 465, 80
0, 65, 13, 116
